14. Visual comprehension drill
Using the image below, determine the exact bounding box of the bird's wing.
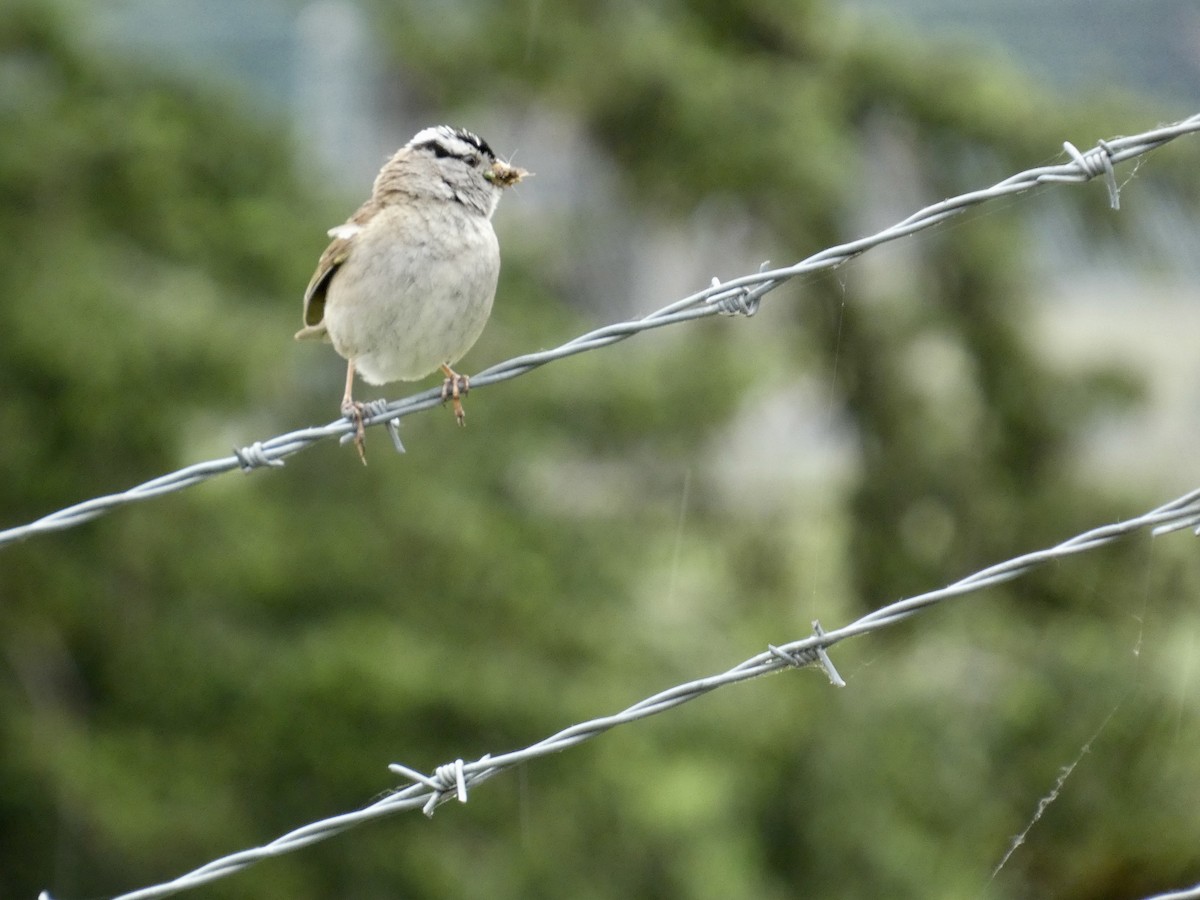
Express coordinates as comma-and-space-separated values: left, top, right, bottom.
295, 204, 373, 340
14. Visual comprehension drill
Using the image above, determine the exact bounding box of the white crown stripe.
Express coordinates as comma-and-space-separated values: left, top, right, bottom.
407, 125, 494, 161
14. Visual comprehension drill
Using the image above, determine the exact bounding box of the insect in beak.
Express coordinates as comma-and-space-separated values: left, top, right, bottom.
485, 161, 530, 187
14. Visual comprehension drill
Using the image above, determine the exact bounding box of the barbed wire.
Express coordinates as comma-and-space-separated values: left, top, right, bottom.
1146, 884, 1200, 900
3, 111, 1200, 549
38, 485, 1200, 900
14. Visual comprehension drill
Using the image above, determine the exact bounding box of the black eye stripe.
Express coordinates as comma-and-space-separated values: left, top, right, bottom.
411, 128, 496, 164
413, 140, 456, 160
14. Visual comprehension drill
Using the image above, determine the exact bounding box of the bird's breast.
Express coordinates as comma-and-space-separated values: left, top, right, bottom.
321, 204, 501, 385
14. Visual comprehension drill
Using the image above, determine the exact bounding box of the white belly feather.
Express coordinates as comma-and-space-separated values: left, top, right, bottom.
322, 203, 501, 385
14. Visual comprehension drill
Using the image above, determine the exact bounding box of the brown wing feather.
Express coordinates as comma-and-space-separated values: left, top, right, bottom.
295, 200, 377, 341
297, 238, 350, 333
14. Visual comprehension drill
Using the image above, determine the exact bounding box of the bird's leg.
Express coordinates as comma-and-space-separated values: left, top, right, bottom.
340, 360, 368, 464
440, 364, 470, 426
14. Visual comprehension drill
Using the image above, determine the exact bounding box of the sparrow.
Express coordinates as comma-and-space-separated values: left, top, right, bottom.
296, 125, 527, 461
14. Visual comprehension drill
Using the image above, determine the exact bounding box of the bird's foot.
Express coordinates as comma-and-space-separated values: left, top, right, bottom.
341, 398, 368, 465
440, 365, 470, 426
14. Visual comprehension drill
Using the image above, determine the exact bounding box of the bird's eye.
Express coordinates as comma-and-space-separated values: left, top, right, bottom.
465, 154, 480, 167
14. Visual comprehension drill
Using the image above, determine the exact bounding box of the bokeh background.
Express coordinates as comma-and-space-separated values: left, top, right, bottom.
4, 1, 1200, 898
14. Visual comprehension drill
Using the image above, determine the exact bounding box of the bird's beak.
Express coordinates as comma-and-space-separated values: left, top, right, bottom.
485, 160, 530, 188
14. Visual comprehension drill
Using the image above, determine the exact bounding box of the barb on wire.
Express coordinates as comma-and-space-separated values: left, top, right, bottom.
4, 112, 1200, 550
43, 485, 1200, 900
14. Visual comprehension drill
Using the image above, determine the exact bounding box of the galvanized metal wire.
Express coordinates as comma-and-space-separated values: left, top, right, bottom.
1145, 884, 1200, 900
5, 111, 1200, 549
38, 485, 1200, 900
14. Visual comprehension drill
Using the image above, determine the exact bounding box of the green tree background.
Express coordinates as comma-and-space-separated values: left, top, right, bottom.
2, 2, 1199, 899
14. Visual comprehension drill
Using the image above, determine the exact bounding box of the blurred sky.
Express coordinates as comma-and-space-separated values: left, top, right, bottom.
845, 0, 1200, 110
86, 0, 1200, 113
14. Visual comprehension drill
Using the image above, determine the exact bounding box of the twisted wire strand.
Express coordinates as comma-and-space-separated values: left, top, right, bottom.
5, 112, 1200, 549
1144, 884, 1200, 900
40, 485, 1200, 900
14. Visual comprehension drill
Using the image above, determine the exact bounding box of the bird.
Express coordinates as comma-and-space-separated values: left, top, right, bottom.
295, 125, 528, 462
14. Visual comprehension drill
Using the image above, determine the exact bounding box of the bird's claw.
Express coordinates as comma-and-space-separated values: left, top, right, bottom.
440, 367, 470, 426
341, 399, 368, 464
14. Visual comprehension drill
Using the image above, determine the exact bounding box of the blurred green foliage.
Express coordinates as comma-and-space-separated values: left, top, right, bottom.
3, 1, 1199, 899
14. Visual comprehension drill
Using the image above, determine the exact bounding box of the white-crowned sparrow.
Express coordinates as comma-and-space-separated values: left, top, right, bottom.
296, 125, 528, 461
